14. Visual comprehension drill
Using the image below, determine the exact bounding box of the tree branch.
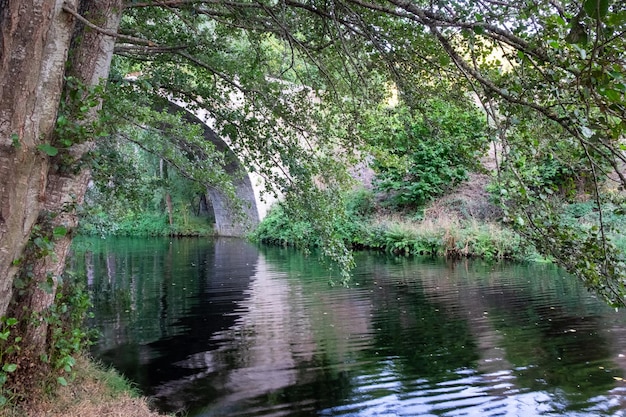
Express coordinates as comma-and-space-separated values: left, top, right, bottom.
114, 44, 189, 54
62, 1, 155, 46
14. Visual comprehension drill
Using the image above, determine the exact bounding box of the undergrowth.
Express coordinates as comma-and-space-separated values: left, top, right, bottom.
0, 275, 96, 411
251, 188, 534, 262
79, 211, 215, 237
1, 355, 163, 417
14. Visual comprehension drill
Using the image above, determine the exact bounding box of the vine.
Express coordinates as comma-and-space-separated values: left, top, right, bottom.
0, 214, 95, 408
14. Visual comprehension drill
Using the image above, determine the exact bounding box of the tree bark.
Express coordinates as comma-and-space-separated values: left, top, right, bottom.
19, 0, 124, 353
0, 0, 78, 318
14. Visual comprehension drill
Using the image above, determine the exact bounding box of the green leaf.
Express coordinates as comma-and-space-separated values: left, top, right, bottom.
5, 318, 17, 327
602, 89, 622, 102
13, 277, 25, 290
38, 279, 54, 295
57, 376, 68, 386
53, 226, 68, 238
222, 124, 238, 140
573, 44, 587, 60
2, 364, 17, 373
547, 39, 560, 49
472, 26, 485, 35
584, 0, 610, 20
10, 133, 20, 149
607, 10, 626, 25
37, 143, 59, 156
0, 331, 9, 341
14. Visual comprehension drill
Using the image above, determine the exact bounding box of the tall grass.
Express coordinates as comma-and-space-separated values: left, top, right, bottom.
365, 214, 528, 260
252, 194, 531, 262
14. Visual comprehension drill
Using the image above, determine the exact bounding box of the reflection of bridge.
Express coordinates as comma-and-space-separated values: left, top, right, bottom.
168, 101, 277, 237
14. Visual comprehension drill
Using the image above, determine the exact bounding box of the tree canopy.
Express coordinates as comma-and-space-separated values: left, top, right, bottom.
105, 0, 626, 305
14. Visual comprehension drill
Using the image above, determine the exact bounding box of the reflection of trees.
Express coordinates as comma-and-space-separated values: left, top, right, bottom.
71, 239, 626, 416
484, 290, 617, 397
74, 239, 251, 389
76, 238, 208, 348
369, 280, 479, 379
405, 258, 623, 403
153, 246, 378, 415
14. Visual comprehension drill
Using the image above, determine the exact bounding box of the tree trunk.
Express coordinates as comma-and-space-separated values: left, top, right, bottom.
160, 159, 174, 227
0, 0, 78, 318
18, 0, 124, 353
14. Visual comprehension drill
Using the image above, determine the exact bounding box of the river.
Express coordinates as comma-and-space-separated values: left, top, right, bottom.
69, 236, 626, 416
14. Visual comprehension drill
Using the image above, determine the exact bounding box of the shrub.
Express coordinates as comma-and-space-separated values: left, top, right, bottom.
365, 99, 489, 209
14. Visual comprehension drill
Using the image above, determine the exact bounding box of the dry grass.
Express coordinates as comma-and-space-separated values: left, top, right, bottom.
372, 172, 498, 234
1, 356, 166, 417
369, 175, 524, 260
426, 172, 501, 221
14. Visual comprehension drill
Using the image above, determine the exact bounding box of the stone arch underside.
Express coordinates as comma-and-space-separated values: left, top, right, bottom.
168, 102, 260, 237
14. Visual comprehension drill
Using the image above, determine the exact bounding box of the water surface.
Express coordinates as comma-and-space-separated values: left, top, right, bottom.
71, 237, 626, 416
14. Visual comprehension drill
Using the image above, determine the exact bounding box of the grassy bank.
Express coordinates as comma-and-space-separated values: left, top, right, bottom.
78, 211, 215, 237
1, 355, 164, 417
356, 215, 530, 260
254, 204, 533, 262
252, 176, 539, 262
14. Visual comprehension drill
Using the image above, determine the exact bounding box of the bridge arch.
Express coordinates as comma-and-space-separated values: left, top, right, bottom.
167, 101, 274, 237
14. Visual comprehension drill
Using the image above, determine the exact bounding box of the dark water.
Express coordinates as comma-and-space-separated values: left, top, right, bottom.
70, 237, 626, 417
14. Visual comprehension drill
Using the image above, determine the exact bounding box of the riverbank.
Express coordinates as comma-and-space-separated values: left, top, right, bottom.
1, 355, 164, 417
78, 211, 216, 238
253, 173, 543, 262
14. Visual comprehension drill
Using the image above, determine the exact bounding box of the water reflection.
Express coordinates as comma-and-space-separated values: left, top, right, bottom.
70, 237, 626, 416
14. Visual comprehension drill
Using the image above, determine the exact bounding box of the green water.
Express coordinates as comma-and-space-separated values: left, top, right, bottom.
70, 236, 626, 416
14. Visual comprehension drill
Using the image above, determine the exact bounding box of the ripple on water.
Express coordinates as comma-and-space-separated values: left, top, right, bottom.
319, 369, 549, 417
77, 239, 626, 417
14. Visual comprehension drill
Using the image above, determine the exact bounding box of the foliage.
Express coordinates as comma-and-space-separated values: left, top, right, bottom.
0, 354, 161, 417
79, 129, 217, 237
253, 205, 316, 248
0, 274, 95, 409
5, 7, 626, 402
0, 214, 96, 405
487, 102, 626, 305
490, 172, 626, 306
254, 189, 528, 262
43, 276, 96, 387
83, 0, 626, 303
345, 188, 377, 217
363, 99, 489, 209
55, 77, 107, 150
0, 317, 21, 407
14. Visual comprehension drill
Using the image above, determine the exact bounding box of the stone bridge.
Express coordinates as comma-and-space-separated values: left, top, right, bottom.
168, 101, 276, 237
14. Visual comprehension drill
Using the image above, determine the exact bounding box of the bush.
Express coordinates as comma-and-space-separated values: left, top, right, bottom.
78, 210, 214, 237
365, 99, 489, 209
252, 205, 316, 247
345, 188, 376, 217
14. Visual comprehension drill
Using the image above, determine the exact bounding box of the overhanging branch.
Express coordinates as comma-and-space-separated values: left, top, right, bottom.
62, 1, 155, 46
